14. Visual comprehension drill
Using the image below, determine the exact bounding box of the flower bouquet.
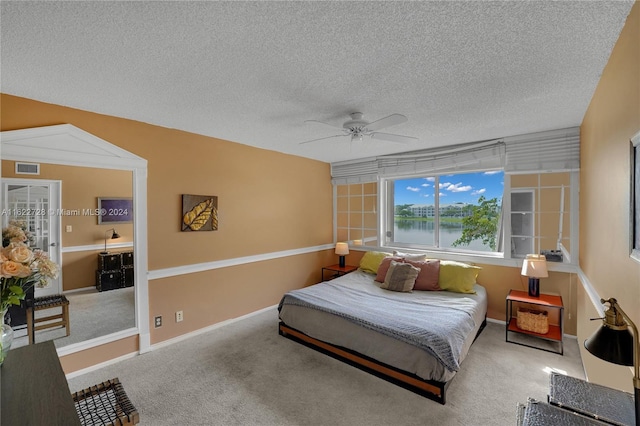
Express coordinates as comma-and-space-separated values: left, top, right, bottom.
1, 220, 59, 364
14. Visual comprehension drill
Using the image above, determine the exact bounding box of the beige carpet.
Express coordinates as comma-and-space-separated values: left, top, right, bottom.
68, 308, 584, 426
11, 287, 135, 349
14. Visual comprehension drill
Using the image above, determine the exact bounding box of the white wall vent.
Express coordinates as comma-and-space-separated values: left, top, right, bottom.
15, 162, 40, 175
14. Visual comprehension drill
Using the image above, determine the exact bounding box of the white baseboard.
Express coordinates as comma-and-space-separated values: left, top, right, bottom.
65, 351, 138, 380
65, 305, 278, 379
149, 305, 278, 352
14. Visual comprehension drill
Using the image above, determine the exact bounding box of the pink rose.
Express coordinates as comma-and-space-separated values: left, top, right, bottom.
1, 260, 31, 278
5, 243, 34, 264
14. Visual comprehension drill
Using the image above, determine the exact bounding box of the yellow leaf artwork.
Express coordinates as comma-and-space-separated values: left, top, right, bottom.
182, 194, 218, 231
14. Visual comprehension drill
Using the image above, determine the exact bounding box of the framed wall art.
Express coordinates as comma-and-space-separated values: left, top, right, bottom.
182, 194, 218, 232
98, 197, 133, 224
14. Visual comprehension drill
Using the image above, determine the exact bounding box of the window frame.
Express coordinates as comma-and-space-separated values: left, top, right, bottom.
379, 170, 506, 256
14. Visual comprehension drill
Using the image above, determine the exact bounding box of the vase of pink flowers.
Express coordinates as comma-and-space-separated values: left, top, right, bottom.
1, 221, 59, 365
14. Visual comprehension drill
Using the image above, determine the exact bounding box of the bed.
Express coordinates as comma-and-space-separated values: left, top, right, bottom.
278, 258, 487, 404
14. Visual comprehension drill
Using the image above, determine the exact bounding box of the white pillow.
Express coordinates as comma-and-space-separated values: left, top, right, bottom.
392, 250, 427, 261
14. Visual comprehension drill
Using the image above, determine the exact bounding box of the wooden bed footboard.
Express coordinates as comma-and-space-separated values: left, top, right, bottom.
279, 322, 445, 403
278, 317, 487, 405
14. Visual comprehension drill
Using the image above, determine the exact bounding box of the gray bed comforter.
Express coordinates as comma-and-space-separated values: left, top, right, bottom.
278, 275, 478, 373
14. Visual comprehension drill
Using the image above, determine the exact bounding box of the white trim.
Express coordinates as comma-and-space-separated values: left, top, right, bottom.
65, 351, 138, 380
57, 327, 138, 357
148, 244, 334, 280
62, 242, 134, 253
1, 124, 150, 357
576, 267, 605, 317
149, 305, 277, 351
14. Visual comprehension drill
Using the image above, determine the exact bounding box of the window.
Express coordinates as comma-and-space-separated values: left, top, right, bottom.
383, 171, 504, 253
510, 173, 573, 261
336, 182, 378, 246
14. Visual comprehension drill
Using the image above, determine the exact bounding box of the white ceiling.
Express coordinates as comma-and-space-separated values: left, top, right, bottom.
0, 1, 634, 164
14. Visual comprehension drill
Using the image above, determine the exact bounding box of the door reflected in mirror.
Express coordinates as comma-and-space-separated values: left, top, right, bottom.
1, 162, 135, 349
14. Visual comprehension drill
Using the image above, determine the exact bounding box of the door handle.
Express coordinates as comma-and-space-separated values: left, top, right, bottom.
50, 242, 57, 247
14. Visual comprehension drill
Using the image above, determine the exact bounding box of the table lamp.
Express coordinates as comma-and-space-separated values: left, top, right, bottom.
335, 242, 349, 268
584, 298, 639, 426
521, 254, 548, 297
101, 228, 121, 254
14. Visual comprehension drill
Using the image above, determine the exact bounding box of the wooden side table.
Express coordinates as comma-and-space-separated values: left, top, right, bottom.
506, 289, 564, 354
321, 264, 358, 281
1, 341, 81, 425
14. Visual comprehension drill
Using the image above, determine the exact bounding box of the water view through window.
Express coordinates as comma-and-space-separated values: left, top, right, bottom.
391, 171, 504, 252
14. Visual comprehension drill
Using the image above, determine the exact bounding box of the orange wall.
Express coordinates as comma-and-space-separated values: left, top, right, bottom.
579, 2, 640, 392
1, 94, 334, 371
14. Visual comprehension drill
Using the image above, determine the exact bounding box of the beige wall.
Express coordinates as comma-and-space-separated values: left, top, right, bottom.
2, 160, 133, 291
579, 2, 640, 392
1, 93, 334, 372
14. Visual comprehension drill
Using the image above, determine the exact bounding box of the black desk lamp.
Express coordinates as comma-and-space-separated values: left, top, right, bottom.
101, 228, 121, 254
584, 298, 639, 426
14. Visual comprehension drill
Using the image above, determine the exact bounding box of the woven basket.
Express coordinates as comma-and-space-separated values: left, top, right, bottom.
517, 308, 549, 334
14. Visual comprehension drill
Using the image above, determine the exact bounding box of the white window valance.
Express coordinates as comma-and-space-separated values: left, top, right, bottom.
331, 127, 580, 184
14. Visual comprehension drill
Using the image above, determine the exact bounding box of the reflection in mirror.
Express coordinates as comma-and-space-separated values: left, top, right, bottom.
1, 161, 135, 350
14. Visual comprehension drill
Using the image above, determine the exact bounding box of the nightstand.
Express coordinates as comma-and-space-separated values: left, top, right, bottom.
321, 264, 357, 281
506, 289, 564, 354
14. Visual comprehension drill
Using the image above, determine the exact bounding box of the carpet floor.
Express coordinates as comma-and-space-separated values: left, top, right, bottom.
68, 308, 584, 426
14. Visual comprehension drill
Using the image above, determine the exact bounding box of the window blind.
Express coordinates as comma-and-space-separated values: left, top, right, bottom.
331, 127, 580, 184
331, 140, 505, 184
504, 127, 580, 173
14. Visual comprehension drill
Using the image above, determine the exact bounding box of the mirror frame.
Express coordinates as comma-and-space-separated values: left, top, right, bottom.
0, 124, 150, 356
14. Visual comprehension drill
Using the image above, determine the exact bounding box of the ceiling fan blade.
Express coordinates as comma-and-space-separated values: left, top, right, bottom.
304, 119, 344, 131
370, 132, 418, 144
299, 134, 346, 145
365, 114, 408, 132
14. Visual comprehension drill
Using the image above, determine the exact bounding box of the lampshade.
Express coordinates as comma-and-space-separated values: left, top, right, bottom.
101, 228, 121, 254
585, 325, 634, 366
585, 298, 635, 366
335, 242, 349, 256
521, 254, 548, 278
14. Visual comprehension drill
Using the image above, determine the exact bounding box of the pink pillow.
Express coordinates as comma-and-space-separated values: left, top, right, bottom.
374, 257, 404, 282
403, 259, 441, 291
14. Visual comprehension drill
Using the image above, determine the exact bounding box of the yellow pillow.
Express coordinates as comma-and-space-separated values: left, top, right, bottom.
358, 251, 392, 274
438, 260, 481, 294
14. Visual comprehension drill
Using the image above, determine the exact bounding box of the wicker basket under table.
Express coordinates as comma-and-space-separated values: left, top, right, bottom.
516, 308, 549, 334
72, 378, 139, 426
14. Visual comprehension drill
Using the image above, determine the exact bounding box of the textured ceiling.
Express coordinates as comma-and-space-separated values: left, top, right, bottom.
0, 1, 634, 164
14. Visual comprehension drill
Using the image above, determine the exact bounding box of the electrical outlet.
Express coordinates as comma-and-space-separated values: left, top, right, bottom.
65, 225, 72, 232
176, 311, 184, 322
154, 316, 162, 328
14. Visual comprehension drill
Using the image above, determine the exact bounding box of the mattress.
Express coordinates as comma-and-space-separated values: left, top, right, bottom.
278, 270, 487, 383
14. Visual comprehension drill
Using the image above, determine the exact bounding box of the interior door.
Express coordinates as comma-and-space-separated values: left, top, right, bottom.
2, 178, 62, 297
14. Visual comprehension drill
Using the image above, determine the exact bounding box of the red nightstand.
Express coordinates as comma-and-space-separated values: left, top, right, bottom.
321, 264, 358, 281
506, 289, 564, 354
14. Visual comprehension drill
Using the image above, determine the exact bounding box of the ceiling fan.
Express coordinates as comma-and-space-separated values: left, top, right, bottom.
300, 112, 418, 145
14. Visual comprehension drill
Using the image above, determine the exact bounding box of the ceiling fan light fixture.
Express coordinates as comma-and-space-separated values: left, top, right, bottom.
351, 133, 364, 142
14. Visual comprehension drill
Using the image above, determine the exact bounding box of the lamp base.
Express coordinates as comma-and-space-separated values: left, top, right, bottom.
339, 256, 346, 268
528, 277, 540, 297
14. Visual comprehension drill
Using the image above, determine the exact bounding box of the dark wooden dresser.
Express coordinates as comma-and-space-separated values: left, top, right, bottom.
1, 340, 81, 425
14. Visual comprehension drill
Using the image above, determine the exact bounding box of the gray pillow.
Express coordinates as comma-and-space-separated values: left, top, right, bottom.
381, 261, 420, 292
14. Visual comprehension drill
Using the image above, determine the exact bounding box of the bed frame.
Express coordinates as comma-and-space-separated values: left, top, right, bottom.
278, 318, 487, 405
